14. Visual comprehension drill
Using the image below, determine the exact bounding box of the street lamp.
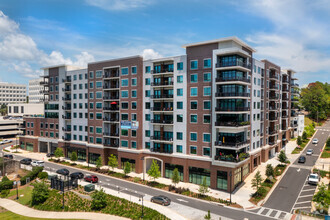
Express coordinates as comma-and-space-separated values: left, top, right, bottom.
140, 157, 145, 181
87, 146, 89, 168
15, 181, 18, 200
229, 171, 232, 204
139, 195, 144, 218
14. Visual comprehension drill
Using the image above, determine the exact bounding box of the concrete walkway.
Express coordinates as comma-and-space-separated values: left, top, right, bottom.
0, 198, 128, 220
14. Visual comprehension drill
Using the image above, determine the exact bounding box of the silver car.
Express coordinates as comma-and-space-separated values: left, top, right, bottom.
312, 138, 318, 144
306, 149, 313, 155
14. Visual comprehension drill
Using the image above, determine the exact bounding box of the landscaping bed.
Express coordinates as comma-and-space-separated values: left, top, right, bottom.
249, 178, 277, 204
292, 138, 310, 154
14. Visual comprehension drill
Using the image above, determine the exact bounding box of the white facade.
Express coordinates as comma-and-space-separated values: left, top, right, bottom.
29, 78, 44, 103
0, 82, 26, 105
7, 103, 44, 117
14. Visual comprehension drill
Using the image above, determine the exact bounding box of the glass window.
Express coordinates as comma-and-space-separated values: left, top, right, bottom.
190, 101, 197, 110
96, 70, 102, 78
145, 114, 150, 121
177, 89, 183, 96
203, 87, 211, 96
96, 127, 102, 134
145, 130, 150, 137
96, 92, 102, 99
96, 113, 102, 119
89, 82, 93, 89
121, 129, 128, 136
121, 102, 128, 109
96, 102, 102, 109
121, 91, 128, 98
190, 88, 197, 97
176, 145, 183, 153
217, 171, 228, 190
204, 115, 211, 124
190, 114, 197, 123
89, 71, 94, 78
121, 79, 129, 87
177, 102, 183, 109
121, 67, 129, 75
121, 140, 128, 147
131, 102, 137, 109
132, 66, 137, 74
190, 132, 197, 141
203, 101, 211, 110
131, 141, 137, 148
177, 132, 183, 140
177, 75, 183, 83
190, 146, 197, 154
121, 114, 129, 120
145, 66, 151, 73
131, 78, 137, 86
96, 81, 102, 88
204, 59, 211, 68
177, 62, 183, 70
145, 90, 150, 97
190, 60, 198, 70
177, 114, 183, 122
203, 73, 211, 82
131, 90, 137, 98
145, 78, 150, 85
203, 133, 211, 142
191, 74, 198, 83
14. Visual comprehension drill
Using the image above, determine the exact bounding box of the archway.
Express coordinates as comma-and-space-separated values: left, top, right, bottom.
144, 157, 163, 177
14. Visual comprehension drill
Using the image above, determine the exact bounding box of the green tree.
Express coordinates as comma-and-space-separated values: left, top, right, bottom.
31, 182, 49, 205
198, 176, 209, 196
278, 151, 287, 164
123, 162, 131, 176
302, 132, 307, 141
95, 157, 102, 170
171, 168, 180, 187
0, 104, 7, 116
265, 164, 274, 178
204, 210, 211, 220
297, 136, 303, 146
70, 152, 77, 163
326, 137, 330, 148
312, 183, 330, 210
251, 171, 263, 191
107, 154, 118, 172
54, 148, 64, 160
91, 188, 107, 210
147, 160, 161, 182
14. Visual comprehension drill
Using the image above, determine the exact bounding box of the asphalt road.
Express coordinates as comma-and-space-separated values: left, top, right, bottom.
3, 151, 272, 220
263, 120, 330, 213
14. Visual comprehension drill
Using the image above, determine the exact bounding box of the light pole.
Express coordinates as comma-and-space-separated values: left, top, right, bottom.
87, 146, 89, 168
141, 157, 145, 182
229, 171, 232, 204
139, 195, 144, 219
16, 181, 18, 200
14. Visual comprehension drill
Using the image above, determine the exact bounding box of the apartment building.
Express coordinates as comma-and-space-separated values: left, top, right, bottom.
0, 82, 26, 105
29, 78, 44, 103
20, 37, 298, 192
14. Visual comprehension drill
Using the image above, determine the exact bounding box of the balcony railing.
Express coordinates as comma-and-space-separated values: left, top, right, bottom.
269, 74, 279, 80
215, 107, 250, 112
214, 153, 250, 163
216, 60, 251, 69
103, 132, 119, 137
103, 84, 119, 89
62, 97, 71, 101
104, 96, 119, 100
104, 142, 119, 147
40, 81, 48, 85
282, 78, 289, 83
62, 127, 71, 132
150, 148, 173, 154
62, 106, 71, 110
269, 130, 277, 135
62, 88, 71, 92
104, 72, 119, 78
151, 81, 174, 86
215, 121, 250, 127
103, 106, 119, 111
150, 107, 173, 111
282, 105, 289, 109
151, 119, 173, 124
282, 96, 289, 100
282, 115, 288, 118
215, 77, 250, 83
214, 140, 249, 148
151, 69, 174, 74
269, 106, 278, 111
269, 84, 279, 90
150, 136, 173, 142
62, 115, 71, 120
62, 78, 72, 83
269, 116, 278, 121
291, 83, 299, 87
103, 117, 119, 122
215, 92, 250, 98
150, 94, 174, 99
269, 95, 279, 100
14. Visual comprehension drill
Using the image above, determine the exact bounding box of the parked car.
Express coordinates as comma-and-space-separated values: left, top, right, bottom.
46, 152, 55, 157
56, 168, 70, 176
298, 156, 306, 163
150, 195, 171, 206
308, 173, 320, 185
20, 158, 32, 165
312, 138, 319, 144
70, 172, 84, 179
84, 175, 98, 183
3, 155, 13, 159
31, 161, 45, 167
2, 140, 12, 144
306, 149, 313, 155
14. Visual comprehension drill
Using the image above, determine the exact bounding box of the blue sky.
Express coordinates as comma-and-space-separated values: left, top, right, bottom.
0, 0, 329, 87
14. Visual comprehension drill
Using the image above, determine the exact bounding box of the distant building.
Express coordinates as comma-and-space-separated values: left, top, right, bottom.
0, 82, 26, 105
7, 103, 44, 117
29, 78, 44, 103
0, 117, 23, 138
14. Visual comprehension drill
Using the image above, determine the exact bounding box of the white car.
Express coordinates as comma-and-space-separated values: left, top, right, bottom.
306, 149, 313, 155
308, 173, 320, 185
2, 140, 12, 144
31, 161, 45, 167
312, 138, 318, 144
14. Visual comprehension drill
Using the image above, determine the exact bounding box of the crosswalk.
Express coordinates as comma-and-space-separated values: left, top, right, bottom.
248, 207, 291, 219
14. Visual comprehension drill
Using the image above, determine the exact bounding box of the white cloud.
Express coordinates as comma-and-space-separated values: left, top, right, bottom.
0, 11, 19, 36
142, 49, 162, 60
73, 52, 95, 67
11, 62, 39, 78
85, 0, 154, 11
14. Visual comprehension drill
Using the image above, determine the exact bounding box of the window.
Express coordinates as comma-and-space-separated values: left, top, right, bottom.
190, 101, 197, 110
96, 70, 102, 78
145, 114, 150, 121
190, 132, 197, 141
96, 81, 102, 88
121, 67, 128, 75
203, 87, 211, 96
121, 91, 128, 98
131, 90, 137, 98
89, 71, 94, 78
89, 82, 94, 89
145, 78, 150, 85
89, 92, 94, 99
73, 75, 77, 81
204, 59, 211, 68
190, 88, 197, 97
204, 115, 211, 123
177, 114, 183, 122
177, 102, 183, 109
190, 60, 198, 70
203, 101, 211, 110
203, 133, 211, 142
190, 74, 198, 83
121, 129, 128, 136
121, 79, 129, 87
190, 114, 197, 123
145, 66, 151, 73
96, 127, 102, 134
131, 141, 137, 148
131, 78, 137, 86
121, 140, 128, 147
177, 75, 183, 83
132, 66, 137, 74
96, 113, 102, 120
96, 138, 102, 144
177, 62, 183, 70
131, 102, 137, 109
96, 92, 102, 99
145, 102, 150, 109
121, 102, 128, 109
89, 126, 94, 133
177, 132, 183, 140
96, 102, 102, 109
203, 147, 210, 156
131, 113, 137, 121
145, 130, 150, 137
121, 114, 129, 120
203, 73, 211, 82
177, 89, 183, 96
176, 145, 183, 153
190, 146, 197, 154
145, 90, 150, 97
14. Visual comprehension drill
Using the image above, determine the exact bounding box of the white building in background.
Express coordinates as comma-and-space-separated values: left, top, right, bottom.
29, 78, 43, 103
0, 82, 26, 105
7, 103, 44, 117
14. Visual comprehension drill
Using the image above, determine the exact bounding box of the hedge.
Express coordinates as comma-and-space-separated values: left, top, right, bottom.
21, 167, 44, 185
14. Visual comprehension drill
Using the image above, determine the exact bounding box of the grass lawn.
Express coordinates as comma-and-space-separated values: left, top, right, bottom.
305, 117, 314, 126
7, 185, 33, 206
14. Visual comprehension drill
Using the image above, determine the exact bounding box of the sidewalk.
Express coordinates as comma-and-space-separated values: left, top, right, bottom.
0, 198, 127, 220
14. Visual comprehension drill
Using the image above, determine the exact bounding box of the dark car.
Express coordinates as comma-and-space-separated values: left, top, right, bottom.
150, 195, 171, 206
298, 156, 306, 163
20, 158, 32, 165
46, 152, 55, 157
3, 155, 13, 159
84, 175, 98, 183
70, 172, 84, 179
56, 168, 70, 176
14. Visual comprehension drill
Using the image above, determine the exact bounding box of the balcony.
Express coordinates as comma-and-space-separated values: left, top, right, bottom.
151, 107, 173, 112
62, 106, 71, 111
215, 121, 250, 127
103, 95, 119, 100
150, 136, 173, 142
215, 92, 250, 98
151, 81, 174, 87
103, 132, 119, 137
282, 78, 290, 83
269, 95, 279, 100
40, 90, 49, 94
62, 115, 71, 120
103, 117, 119, 122
269, 84, 279, 90
151, 68, 174, 75
103, 106, 119, 111
269, 130, 277, 135
104, 142, 119, 147
215, 107, 250, 112
282, 105, 289, 109
282, 88, 289, 92
62, 78, 72, 83
269, 74, 279, 80
62, 88, 71, 92
214, 153, 250, 163
215, 77, 250, 84
151, 119, 173, 125
269, 106, 278, 111
269, 115, 278, 121
214, 140, 250, 149
40, 81, 48, 85
103, 84, 119, 89
282, 96, 289, 101
216, 60, 251, 69
62, 97, 71, 101
104, 71, 119, 78
282, 114, 288, 118
150, 147, 173, 154
291, 83, 299, 87
150, 94, 173, 99
62, 127, 71, 132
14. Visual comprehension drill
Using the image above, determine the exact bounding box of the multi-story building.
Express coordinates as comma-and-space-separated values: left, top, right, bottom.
20, 37, 299, 192
0, 82, 26, 106
29, 78, 44, 103
7, 103, 44, 117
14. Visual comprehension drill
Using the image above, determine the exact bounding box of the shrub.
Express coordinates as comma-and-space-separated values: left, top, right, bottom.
265, 164, 274, 178
123, 162, 131, 176
38, 172, 48, 179
70, 152, 77, 163
20, 166, 43, 185
302, 131, 307, 140
95, 157, 103, 170
297, 136, 303, 146
171, 168, 180, 187
91, 189, 107, 210
0, 189, 9, 198
31, 182, 50, 205
2, 176, 9, 182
